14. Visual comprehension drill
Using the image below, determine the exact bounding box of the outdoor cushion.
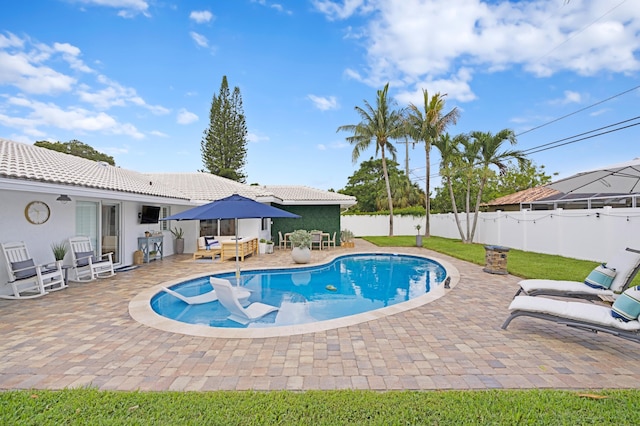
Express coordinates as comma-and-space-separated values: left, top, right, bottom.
604, 249, 640, 292
611, 286, 640, 322
584, 264, 617, 289
11, 259, 37, 279
75, 251, 96, 267
204, 237, 218, 247
509, 295, 640, 331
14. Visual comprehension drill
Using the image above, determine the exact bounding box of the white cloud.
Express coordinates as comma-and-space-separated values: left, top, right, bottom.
553, 90, 582, 105
316, 0, 640, 101
317, 143, 327, 150
77, 75, 170, 114
307, 94, 339, 111
247, 131, 270, 143
252, 0, 293, 15
190, 10, 214, 23
0, 96, 144, 138
395, 68, 476, 104
311, 0, 370, 20
150, 130, 169, 137
190, 31, 209, 48
0, 50, 76, 95
53, 42, 94, 73
176, 108, 198, 124
73, 0, 150, 18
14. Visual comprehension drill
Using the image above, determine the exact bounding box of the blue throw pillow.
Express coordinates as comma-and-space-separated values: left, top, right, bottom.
75, 251, 96, 267
11, 259, 37, 280
204, 237, 218, 247
611, 286, 640, 322
584, 264, 617, 289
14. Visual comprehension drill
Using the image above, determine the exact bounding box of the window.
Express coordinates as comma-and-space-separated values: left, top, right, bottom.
160, 206, 171, 231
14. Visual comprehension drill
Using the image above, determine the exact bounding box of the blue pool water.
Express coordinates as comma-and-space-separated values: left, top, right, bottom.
151, 253, 447, 329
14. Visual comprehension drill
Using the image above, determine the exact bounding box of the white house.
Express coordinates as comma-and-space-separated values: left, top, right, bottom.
0, 138, 356, 297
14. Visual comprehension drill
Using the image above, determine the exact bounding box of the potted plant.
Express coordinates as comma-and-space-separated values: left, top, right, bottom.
171, 226, 185, 255
266, 240, 274, 254
341, 229, 355, 248
259, 238, 267, 254
51, 241, 68, 266
415, 224, 423, 247
288, 229, 312, 264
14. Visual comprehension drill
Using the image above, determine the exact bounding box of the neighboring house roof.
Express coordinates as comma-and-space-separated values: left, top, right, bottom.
263, 185, 357, 208
0, 138, 188, 199
483, 186, 561, 207
145, 172, 273, 202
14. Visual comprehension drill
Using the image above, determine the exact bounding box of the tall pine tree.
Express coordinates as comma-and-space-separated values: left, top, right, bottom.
201, 76, 248, 182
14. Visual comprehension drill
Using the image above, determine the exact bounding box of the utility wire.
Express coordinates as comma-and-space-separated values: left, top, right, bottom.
516, 84, 640, 137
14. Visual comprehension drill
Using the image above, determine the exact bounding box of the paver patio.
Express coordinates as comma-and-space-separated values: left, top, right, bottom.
1, 239, 639, 392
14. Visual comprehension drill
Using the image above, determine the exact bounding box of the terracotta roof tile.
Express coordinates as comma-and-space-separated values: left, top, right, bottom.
484, 186, 561, 206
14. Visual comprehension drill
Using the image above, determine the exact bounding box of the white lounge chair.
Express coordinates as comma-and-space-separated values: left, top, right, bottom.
210, 277, 278, 324
502, 295, 640, 343
69, 236, 115, 282
161, 282, 250, 305
515, 247, 640, 301
1, 241, 67, 299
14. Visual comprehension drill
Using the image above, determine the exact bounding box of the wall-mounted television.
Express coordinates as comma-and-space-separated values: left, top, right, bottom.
140, 205, 161, 224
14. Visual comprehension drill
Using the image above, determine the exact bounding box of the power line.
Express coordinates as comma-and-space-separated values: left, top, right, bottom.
520, 115, 640, 154
516, 84, 640, 137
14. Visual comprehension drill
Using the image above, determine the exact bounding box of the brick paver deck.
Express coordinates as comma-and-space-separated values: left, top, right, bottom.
1, 239, 639, 391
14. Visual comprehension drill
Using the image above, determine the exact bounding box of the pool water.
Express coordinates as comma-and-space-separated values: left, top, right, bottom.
151, 253, 447, 329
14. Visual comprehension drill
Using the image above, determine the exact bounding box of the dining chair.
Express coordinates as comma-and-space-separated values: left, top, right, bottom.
323, 231, 337, 249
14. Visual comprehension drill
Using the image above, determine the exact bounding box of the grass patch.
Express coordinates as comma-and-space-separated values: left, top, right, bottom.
2, 389, 640, 425
364, 235, 599, 281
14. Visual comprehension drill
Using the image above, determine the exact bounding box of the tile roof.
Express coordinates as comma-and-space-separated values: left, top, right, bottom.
0, 139, 356, 206
264, 185, 357, 207
145, 172, 273, 201
483, 186, 561, 206
0, 138, 188, 199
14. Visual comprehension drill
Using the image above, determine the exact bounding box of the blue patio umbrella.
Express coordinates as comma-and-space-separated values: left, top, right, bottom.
162, 194, 300, 279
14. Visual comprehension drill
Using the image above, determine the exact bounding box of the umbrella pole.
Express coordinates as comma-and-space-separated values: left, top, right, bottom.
235, 218, 240, 286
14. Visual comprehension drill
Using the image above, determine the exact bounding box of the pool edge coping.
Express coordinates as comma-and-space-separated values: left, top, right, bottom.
128, 250, 460, 338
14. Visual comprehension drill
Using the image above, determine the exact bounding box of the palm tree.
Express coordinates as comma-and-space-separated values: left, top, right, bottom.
338, 83, 404, 236
406, 90, 459, 237
433, 133, 465, 240
466, 129, 526, 242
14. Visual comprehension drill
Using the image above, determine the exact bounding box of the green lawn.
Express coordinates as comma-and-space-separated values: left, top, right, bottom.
364, 235, 601, 282
2, 388, 640, 425
2, 236, 639, 424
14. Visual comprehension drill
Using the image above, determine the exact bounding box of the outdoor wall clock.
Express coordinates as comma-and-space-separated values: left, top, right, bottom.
24, 201, 50, 225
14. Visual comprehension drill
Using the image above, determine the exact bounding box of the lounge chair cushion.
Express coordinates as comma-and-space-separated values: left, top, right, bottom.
11, 259, 37, 279
611, 286, 640, 322
584, 264, 617, 289
509, 295, 640, 331
605, 249, 640, 292
75, 251, 96, 267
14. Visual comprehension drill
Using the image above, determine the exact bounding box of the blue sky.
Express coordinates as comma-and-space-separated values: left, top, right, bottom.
1, 0, 639, 192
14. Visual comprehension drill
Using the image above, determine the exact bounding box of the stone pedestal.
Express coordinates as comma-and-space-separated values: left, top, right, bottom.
483, 245, 509, 275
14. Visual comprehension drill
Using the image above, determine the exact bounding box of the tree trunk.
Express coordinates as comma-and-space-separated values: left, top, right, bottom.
381, 151, 394, 236
445, 173, 466, 241
424, 143, 430, 237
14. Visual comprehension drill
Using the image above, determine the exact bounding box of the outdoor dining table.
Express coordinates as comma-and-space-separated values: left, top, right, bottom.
284, 231, 330, 249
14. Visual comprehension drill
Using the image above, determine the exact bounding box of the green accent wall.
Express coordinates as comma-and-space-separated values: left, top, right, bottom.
271, 204, 341, 247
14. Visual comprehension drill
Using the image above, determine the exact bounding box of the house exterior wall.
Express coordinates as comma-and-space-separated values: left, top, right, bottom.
271, 204, 341, 246
0, 187, 200, 296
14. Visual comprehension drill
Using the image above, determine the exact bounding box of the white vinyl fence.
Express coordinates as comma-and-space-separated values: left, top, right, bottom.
341, 206, 640, 262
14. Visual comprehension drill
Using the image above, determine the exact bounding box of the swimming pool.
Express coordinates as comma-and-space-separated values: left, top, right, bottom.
148, 253, 449, 333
